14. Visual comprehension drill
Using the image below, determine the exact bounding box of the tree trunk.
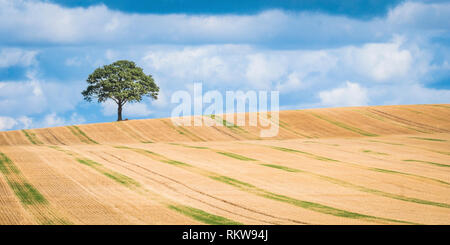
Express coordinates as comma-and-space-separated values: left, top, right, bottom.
117, 103, 123, 121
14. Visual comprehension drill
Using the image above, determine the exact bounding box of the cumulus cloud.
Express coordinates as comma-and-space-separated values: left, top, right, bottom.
0, 116, 33, 131
319, 82, 369, 107
342, 37, 413, 82
1, 0, 449, 47
41, 112, 85, 128
0, 116, 17, 130
0, 77, 82, 116
0, 48, 38, 68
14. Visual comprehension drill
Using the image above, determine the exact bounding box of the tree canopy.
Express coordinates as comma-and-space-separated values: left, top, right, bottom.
82, 60, 159, 121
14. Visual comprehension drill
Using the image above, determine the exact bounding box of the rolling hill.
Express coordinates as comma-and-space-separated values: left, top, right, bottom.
0, 104, 449, 224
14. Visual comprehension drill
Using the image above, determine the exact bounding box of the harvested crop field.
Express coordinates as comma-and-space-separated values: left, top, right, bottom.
0, 104, 449, 224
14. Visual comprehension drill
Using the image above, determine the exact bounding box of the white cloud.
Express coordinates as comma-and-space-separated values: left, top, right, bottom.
40, 112, 85, 128
276, 72, 304, 93
1, 0, 449, 47
343, 37, 413, 81
0, 116, 17, 131
0, 76, 83, 117
319, 81, 369, 107
0, 115, 33, 131
371, 84, 450, 106
17, 116, 32, 129
0, 48, 38, 68
387, 1, 450, 32
43, 113, 65, 127
245, 53, 286, 89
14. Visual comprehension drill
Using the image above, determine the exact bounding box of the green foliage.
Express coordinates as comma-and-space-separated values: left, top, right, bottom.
82, 60, 159, 120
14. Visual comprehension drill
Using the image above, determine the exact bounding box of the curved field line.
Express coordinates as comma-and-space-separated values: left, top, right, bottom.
366, 139, 450, 157
260, 163, 450, 209
308, 112, 378, 137
46, 129, 66, 145
47, 146, 241, 225
170, 143, 450, 210
268, 114, 312, 138
0, 151, 71, 225
114, 122, 153, 143
368, 109, 449, 133
259, 144, 450, 187
67, 126, 98, 144
403, 160, 450, 168
409, 137, 447, 142
354, 110, 429, 134
161, 120, 205, 142
22, 130, 43, 145
114, 145, 415, 224
208, 115, 260, 140
95, 151, 295, 224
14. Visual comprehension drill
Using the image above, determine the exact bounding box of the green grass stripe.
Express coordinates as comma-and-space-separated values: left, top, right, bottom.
260, 161, 450, 209
76, 158, 140, 188
161, 120, 205, 141
209, 115, 253, 135
9, 181, 48, 205
309, 112, 378, 137
210, 115, 238, 128
429, 150, 450, 156
276, 119, 312, 138
362, 149, 389, 155
0, 152, 20, 174
210, 175, 256, 189
212, 173, 414, 224
303, 141, 339, 146
22, 130, 43, 145
169, 143, 209, 149
370, 167, 450, 186
49, 146, 241, 224
403, 159, 450, 168
162, 159, 192, 167
261, 192, 414, 224
217, 151, 257, 161
367, 140, 404, 146
0, 152, 48, 206
114, 146, 416, 224
114, 145, 163, 158
67, 126, 98, 144
168, 205, 242, 225
356, 110, 428, 134
260, 164, 302, 172
315, 174, 450, 209
409, 137, 447, 142
270, 146, 338, 162
264, 144, 450, 187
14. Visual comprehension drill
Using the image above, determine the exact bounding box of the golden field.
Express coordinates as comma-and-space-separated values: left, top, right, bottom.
0, 104, 449, 225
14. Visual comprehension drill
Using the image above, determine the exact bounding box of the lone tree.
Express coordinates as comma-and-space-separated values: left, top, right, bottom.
82, 60, 159, 121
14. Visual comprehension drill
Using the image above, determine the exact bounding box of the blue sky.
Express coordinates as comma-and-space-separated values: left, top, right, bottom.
0, 0, 450, 130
